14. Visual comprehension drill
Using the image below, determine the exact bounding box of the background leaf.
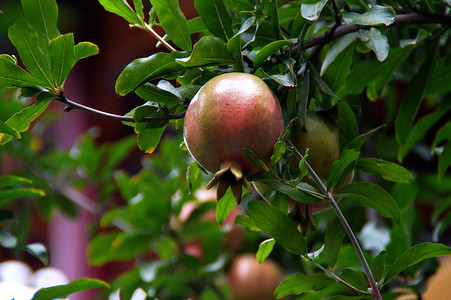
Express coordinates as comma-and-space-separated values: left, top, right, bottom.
335, 182, 400, 223
357, 158, 413, 183
384, 242, 451, 283
32, 278, 110, 300
274, 273, 335, 298
343, 5, 395, 26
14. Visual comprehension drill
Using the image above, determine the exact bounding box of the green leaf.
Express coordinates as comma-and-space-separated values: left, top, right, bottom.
186, 161, 201, 193
25, 243, 49, 265
115, 52, 186, 95
244, 148, 271, 172
262, 0, 281, 39
323, 43, 354, 96
270, 140, 286, 168
321, 33, 358, 76
176, 36, 234, 68
357, 158, 413, 183
341, 46, 411, 97
32, 278, 109, 300
137, 122, 168, 154
327, 149, 360, 190
150, 0, 191, 51
20, 0, 59, 41
343, 5, 395, 26
0, 120, 21, 140
384, 242, 451, 283
0, 100, 51, 144
0, 175, 32, 189
257, 238, 275, 263
0, 54, 45, 87
216, 188, 236, 224
48, 33, 75, 87
234, 214, 260, 231
8, 19, 54, 88
359, 28, 389, 62
253, 40, 293, 68
98, 0, 141, 25
274, 273, 335, 298
345, 125, 385, 152
438, 144, 451, 181
336, 182, 400, 223
427, 58, 451, 96
399, 99, 451, 161
324, 218, 345, 268
194, 0, 233, 41
338, 101, 359, 153
432, 121, 451, 149
371, 250, 386, 282
133, 0, 144, 20
301, 0, 328, 21
0, 188, 46, 205
247, 200, 307, 255
74, 42, 99, 61
135, 83, 183, 106
395, 43, 437, 145
340, 269, 368, 291
250, 173, 321, 203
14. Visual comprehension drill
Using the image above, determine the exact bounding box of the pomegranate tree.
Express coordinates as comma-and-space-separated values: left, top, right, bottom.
183, 73, 283, 203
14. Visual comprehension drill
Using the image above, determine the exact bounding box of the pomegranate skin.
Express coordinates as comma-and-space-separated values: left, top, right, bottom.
183, 73, 283, 177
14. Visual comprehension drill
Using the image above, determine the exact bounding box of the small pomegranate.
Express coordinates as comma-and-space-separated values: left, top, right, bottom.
183, 73, 283, 203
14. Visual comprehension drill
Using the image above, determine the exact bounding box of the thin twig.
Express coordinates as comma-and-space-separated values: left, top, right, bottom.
327, 193, 382, 300
55, 95, 186, 123
141, 23, 177, 52
304, 255, 370, 295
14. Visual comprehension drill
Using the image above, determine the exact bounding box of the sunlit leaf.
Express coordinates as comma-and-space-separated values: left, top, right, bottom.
300, 0, 328, 21
8, 19, 54, 87
98, 0, 141, 25
194, 0, 233, 41
135, 83, 183, 106
21, 0, 59, 41
343, 5, 395, 26
257, 238, 275, 263
48, 33, 75, 86
150, 0, 191, 51
32, 278, 110, 300
176, 36, 234, 68
0, 120, 21, 140
75, 42, 99, 61
137, 122, 168, 154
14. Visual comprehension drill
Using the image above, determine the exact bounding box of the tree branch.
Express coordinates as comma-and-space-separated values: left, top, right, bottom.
295, 12, 451, 52
55, 95, 186, 123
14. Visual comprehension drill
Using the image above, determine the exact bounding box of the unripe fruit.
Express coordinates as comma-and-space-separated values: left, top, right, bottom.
254, 111, 353, 231
183, 73, 284, 203
228, 254, 282, 300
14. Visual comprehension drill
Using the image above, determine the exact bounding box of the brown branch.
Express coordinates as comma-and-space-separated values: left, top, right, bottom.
55, 95, 186, 123
295, 12, 451, 52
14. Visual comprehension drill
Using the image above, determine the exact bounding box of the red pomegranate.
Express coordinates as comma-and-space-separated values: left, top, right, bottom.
183, 73, 283, 203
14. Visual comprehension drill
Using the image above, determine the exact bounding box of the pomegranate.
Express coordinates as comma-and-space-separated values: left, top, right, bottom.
228, 254, 283, 300
183, 73, 283, 203
254, 111, 353, 233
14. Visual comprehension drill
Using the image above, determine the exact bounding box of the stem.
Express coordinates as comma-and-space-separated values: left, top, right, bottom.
141, 23, 177, 52
304, 255, 370, 295
287, 139, 382, 299
56, 95, 186, 123
327, 193, 382, 300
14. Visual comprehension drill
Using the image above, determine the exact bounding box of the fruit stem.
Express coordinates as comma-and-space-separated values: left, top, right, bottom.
327, 193, 382, 300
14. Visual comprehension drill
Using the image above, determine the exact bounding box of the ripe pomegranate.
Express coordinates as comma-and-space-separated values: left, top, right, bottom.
254, 111, 353, 232
228, 254, 283, 300
183, 73, 283, 203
